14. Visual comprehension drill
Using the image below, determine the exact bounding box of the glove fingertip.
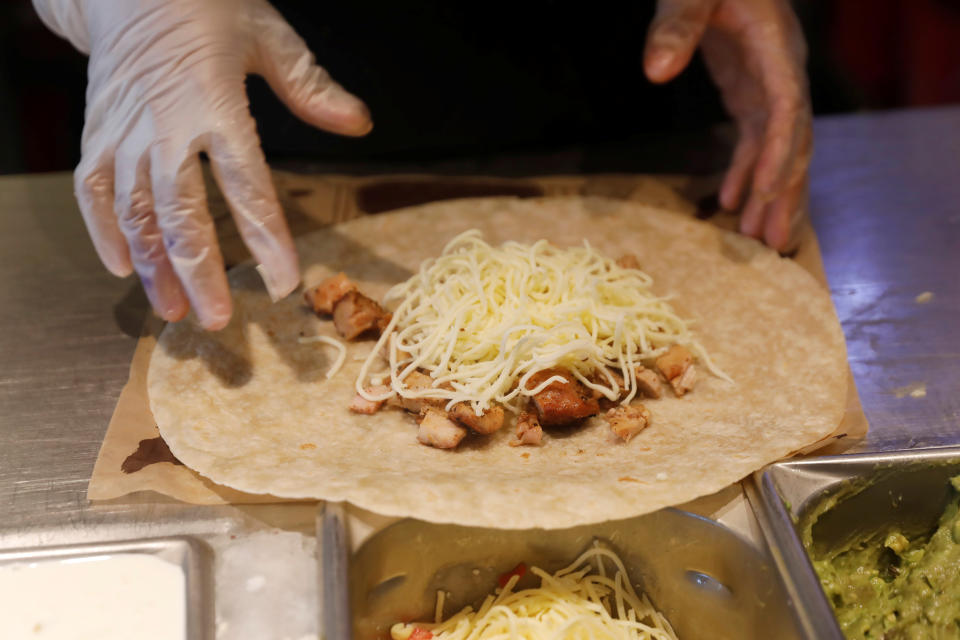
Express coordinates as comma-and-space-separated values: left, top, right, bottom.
644, 48, 677, 83
763, 199, 796, 252
739, 199, 766, 240
93, 237, 134, 277
719, 180, 739, 211
143, 277, 190, 323
256, 262, 301, 303
150, 295, 189, 323
764, 223, 789, 252
109, 260, 135, 278
196, 299, 233, 331
161, 302, 189, 323
93, 237, 133, 277
304, 87, 374, 137
353, 118, 374, 137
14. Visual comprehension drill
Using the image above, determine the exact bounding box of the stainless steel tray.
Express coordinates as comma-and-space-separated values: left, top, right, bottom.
324, 507, 804, 640
746, 446, 960, 640
0, 535, 215, 640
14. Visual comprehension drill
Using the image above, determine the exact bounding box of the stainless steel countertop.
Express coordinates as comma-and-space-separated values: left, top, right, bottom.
809, 106, 960, 450
1, 104, 957, 558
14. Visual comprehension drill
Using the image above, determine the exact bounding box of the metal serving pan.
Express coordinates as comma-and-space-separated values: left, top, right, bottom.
325, 506, 804, 640
0, 535, 215, 640
746, 446, 960, 640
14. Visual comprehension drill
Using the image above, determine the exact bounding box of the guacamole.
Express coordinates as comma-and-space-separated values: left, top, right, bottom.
813, 476, 960, 639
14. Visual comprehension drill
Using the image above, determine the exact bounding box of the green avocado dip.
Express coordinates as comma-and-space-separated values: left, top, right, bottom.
812, 476, 960, 639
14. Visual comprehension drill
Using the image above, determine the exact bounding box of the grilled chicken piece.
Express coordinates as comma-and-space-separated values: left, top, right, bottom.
417, 408, 467, 449
655, 345, 696, 397
605, 404, 650, 442
332, 290, 390, 340
349, 385, 391, 414
589, 368, 624, 410
449, 403, 506, 435
633, 365, 663, 399
668, 364, 696, 397
510, 411, 543, 446
616, 254, 641, 270
655, 345, 693, 381
388, 371, 447, 413
404, 370, 435, 391
591, 366, 661, 401
603, 369, 625, 396
527, 369, 600, 426
304, 272, 357, 315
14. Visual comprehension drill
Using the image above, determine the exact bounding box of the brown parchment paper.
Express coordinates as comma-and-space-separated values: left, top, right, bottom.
87, 172, 868, 505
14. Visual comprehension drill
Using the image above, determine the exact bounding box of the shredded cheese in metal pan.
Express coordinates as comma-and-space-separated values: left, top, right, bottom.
390, 546, 679, 640
357, 230, 727, 414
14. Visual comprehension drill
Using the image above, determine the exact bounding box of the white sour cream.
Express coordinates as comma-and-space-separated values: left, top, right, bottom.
0, 553, 185, 639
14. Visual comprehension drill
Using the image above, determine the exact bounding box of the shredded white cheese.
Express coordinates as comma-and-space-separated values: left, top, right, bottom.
357, 230, 728, 414
390, 545, 678, 640
297, 335, 347, 379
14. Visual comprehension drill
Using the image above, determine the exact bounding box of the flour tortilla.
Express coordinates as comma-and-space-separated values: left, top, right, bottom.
148, 197, 848, 529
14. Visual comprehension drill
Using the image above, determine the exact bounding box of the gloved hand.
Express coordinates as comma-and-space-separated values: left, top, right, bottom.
33, 0, 372, 329
643, 0, 812, 251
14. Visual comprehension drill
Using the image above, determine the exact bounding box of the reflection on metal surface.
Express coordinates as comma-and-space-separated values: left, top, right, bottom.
685, 570, 734, 599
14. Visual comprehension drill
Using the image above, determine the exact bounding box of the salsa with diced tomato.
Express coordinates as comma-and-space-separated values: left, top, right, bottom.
497, 562, 527, 588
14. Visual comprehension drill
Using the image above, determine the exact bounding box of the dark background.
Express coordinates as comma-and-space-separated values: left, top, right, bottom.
3, 0, 960, 175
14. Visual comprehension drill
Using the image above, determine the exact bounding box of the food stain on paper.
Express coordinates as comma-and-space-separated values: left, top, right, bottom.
121, 436, 184, 474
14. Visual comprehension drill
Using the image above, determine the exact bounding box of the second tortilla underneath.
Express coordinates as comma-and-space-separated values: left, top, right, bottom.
148, 197, 848, 529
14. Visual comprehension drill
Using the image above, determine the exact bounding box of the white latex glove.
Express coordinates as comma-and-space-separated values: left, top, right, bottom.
644, 0, 812, 251
33, 0, 372, 329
